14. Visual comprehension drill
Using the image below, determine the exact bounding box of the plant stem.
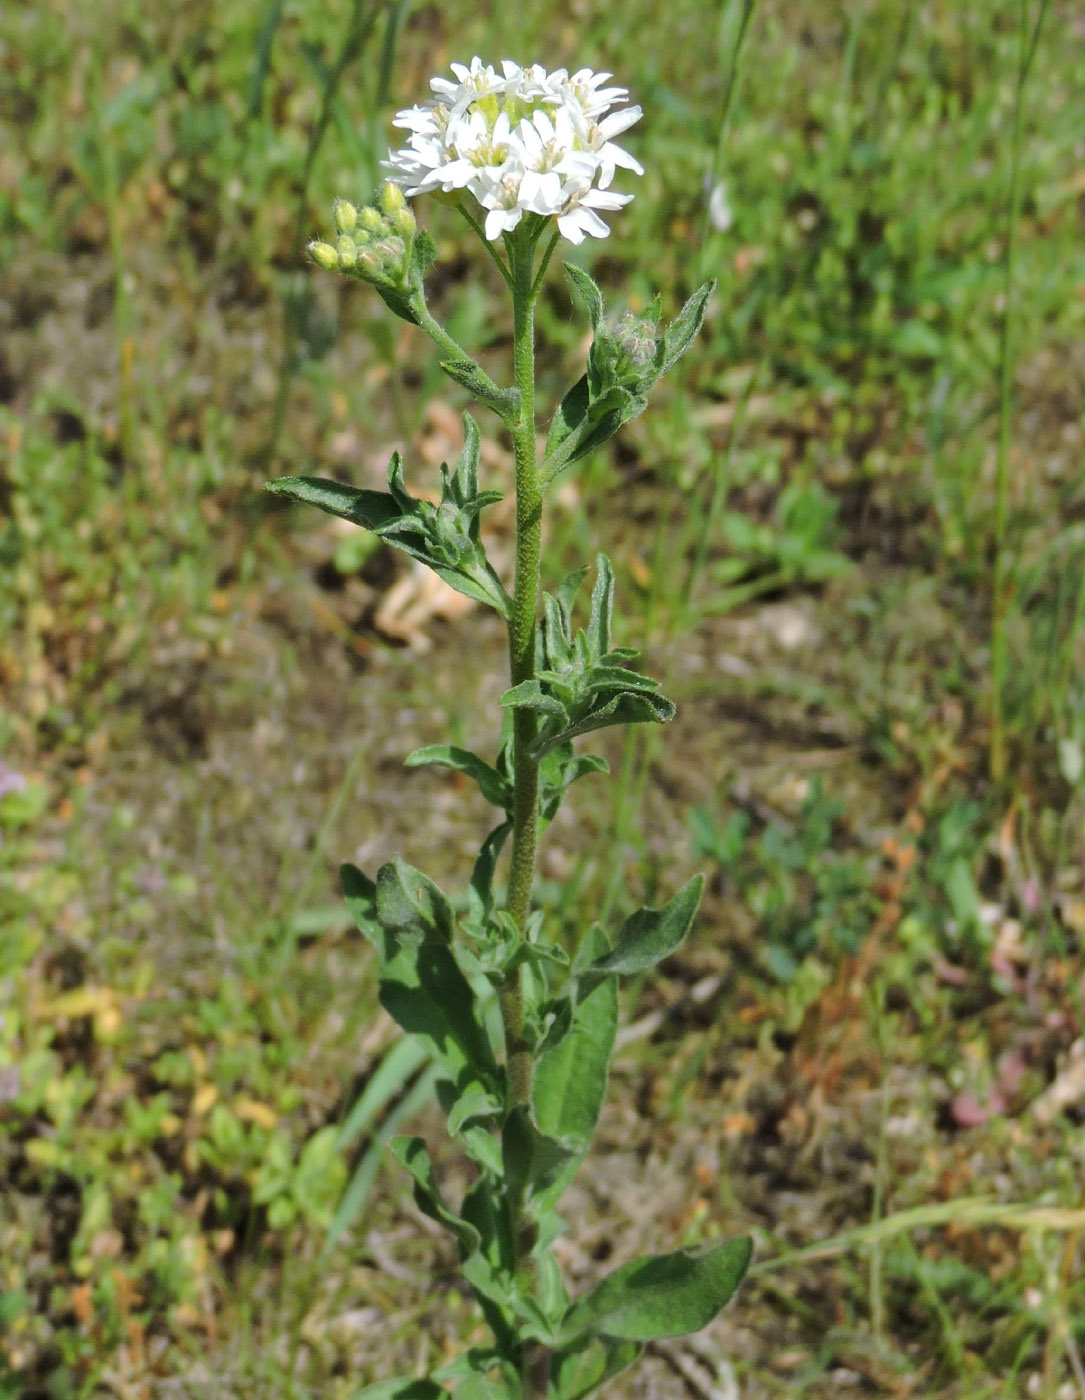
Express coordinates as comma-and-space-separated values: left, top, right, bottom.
501, 231, 542, 1109
501, 227, 547, 1400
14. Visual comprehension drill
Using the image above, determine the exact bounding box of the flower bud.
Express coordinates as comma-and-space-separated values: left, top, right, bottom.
336, 234, 358, 269
391, 205, 417, 238
356, 248, 382, 277
379, 182, 407, 216
308, 240, 339, 270
333, 199, 359, 234
614, 310, 657, 367
359, 206, 384, 234
374, 237, 406, 269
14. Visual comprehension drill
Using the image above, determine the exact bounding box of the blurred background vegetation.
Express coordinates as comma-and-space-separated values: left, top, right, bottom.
2, 0, 1084, 1396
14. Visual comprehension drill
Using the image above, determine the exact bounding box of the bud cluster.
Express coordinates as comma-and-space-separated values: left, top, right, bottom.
308, 183, 418, 290
613, 309, 658, 369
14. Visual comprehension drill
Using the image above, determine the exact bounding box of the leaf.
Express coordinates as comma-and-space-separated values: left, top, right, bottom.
531, 689, 674, 758
533, 926, 617, 1150
558, 1237, 752, 1343
405, 745, 511, 811
500, 680, 568, 720
585, 553, 614, 658
592, 876, 705, 976
468, 820, 513, 925
375, 858, 455, 945
265, 474, 401, 530
389, 1136, 482, 1258
350, 1380, 447, 1400
266, 443, 509, 618
658, 280, 715, 374
341, 863, 380, 950
548, 1335, 643, 1400
564, 262, 605, 330
438, 358, 520, 421
379, 941, 500, 1095
502, 1107, 581, 1206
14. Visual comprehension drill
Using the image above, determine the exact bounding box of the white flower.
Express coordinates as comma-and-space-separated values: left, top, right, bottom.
383, 57, 642, 243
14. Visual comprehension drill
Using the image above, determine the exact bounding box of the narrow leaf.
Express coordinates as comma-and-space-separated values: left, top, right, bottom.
530, 690, 675, 759
265, 474, 400, 530
438, 358, 519, 421
592, 876, 705, 976
564, 262, 605, 330
468, 820, 512, 924
405, 745, 511, 811
533, 926, 617, 1149
659, 280, 715, 374
559, 1237, 752, 1343
389, 1136, 481, 1257
585, 555, 614, 659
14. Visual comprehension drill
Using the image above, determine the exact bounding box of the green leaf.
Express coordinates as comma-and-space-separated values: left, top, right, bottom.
468, 820, 513, 925
533, 926, 617, 1150
375, 858, 455, 945
585, 553, 614, 658
564, 262, 605, 330
548, 1336, 643, 1400
531, 689, 674, 759
341, 863, 380, 950
502, 1107, 581, 1206
266, 436, 509, 618
592, 876, 705, 976
559, 1237, 752, 1344
350, 1380, 447, 1400
405, 745, 511, 811
389, 1136, 481, 1257
658, 280, 715, 374
438, 358, 520, 421
265, 473, 401, 530
500, 680, 568, 721
379, 942, 500, 1095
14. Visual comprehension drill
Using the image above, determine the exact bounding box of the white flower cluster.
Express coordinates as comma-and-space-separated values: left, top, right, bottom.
384, 58, 643, 245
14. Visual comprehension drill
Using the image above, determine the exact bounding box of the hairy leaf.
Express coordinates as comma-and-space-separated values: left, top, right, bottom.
559, 1237, 752, 1343
548, 1335, 643, 1400
406, 745, 511, 811
533, 926, 617, 1150
592, 876, 705, 976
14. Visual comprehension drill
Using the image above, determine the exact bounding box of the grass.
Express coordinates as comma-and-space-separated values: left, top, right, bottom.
1, 0, 1084, 1396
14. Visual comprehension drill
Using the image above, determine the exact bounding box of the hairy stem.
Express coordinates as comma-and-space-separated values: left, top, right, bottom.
502, 230, 543, 1107
501, 227, 547, 1400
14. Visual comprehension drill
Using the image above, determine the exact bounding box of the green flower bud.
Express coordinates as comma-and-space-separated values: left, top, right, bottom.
356, 248, 382, 277
391, 205, 417, 238
379, 182, 407, 216
359, 206, 384, 234
308, 240, 339, 271
333, 199, 358, 234
336, 234, 358, 269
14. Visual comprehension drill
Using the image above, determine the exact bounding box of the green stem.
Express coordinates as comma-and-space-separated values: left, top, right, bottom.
500, 225, 547, 1400
502, 229, 542, 1111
